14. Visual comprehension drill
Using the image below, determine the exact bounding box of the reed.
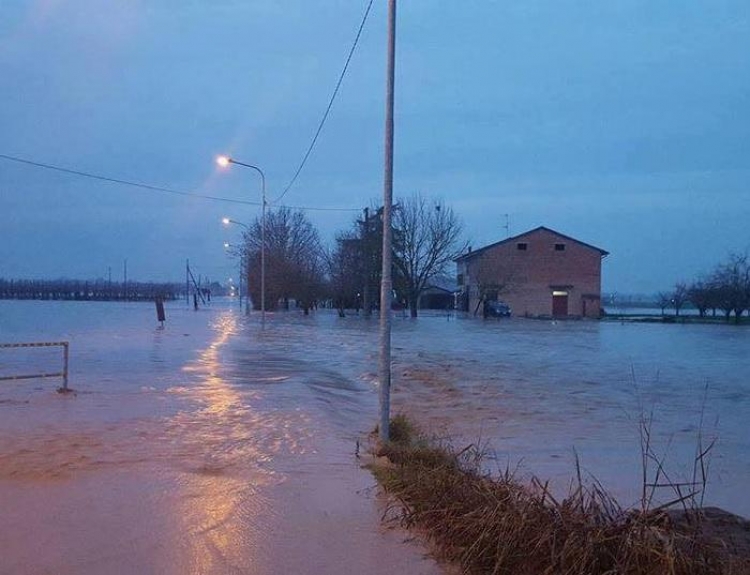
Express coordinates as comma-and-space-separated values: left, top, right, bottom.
368, 415, 749, 575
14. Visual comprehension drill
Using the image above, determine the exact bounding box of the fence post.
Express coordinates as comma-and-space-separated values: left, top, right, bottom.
62, 342, 69, 391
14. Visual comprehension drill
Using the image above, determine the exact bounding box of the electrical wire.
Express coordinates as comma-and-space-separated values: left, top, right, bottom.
0, 2, 376, 214
272, 0, 375, 204
0, 153, 260, 206
0, 153, 359, 212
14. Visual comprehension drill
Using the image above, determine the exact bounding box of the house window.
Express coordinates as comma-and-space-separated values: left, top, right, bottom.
555, 243, 566, 251
517, 242, 528, 251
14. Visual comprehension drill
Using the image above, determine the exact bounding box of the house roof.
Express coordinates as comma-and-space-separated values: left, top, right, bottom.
454, 226, 609, 262
425, 275, 457, 293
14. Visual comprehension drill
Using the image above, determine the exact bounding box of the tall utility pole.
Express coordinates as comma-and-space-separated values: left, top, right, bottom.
379, 0, 396, 442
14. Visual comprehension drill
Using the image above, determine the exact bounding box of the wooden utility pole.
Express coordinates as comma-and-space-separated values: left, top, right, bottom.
379, 0, 396, 442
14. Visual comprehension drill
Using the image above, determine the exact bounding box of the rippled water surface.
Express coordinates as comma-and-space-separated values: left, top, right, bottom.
0, 300, 748, 573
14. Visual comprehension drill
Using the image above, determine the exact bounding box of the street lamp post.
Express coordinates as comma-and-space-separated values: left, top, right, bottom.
217, 156, 267, 329
222, 238, 245, 312
222, 218, 250, 313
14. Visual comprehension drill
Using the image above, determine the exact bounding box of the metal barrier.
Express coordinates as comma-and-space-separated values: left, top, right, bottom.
0, 341, 70, 391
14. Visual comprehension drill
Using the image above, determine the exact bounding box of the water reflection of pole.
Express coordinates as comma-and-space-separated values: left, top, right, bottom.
378, 0, 396, 442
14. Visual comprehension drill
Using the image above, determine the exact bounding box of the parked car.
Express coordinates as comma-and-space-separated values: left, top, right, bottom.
484, 300, 511, 318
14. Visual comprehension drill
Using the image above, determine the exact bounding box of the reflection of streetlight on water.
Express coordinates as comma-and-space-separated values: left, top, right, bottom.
216, 155, 266, 328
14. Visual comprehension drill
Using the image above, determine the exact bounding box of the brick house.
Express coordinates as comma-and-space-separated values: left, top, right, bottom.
455, 226, 608, 318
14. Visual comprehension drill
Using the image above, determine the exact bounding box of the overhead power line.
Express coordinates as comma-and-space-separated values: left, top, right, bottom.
273, 0, 375, 204
0, 153, 359, 212
0, 153, 259, 206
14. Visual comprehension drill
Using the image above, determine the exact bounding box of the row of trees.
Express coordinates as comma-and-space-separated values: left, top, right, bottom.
659, 253, 750, 321
0, 279, 183, 301
233, 193, 465, 318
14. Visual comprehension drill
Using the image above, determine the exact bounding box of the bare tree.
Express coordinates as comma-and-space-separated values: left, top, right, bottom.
242, 207, 325, 312
712, 252, 750, 322
671, 282, 689, 316
392, 194, 465, 318
657, 292, 671, 315
687, 279, 711, 317
470, 257, 515, 317
672, 252, 750, 322
326, 231, 362, 316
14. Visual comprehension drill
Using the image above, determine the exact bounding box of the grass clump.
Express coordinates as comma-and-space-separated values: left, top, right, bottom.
388, 412, 418, 444
368, 416, 748, 575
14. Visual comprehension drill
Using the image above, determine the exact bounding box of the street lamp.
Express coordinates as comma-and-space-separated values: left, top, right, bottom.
222, 218, 250, 314
216, 155, 267, 328
222, 217, 248, 230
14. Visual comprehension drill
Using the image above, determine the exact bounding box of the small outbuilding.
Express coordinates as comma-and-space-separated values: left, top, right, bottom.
455, 226, 608, 318
418, 279, 456, 310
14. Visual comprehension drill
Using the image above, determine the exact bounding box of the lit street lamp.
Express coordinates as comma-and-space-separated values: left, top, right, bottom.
216, 155, 267, 328
222, 218, 250, 314
222, 217, 248, 229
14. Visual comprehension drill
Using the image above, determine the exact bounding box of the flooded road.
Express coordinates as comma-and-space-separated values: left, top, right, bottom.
0, 300, 748, 573
0, 301, 438, 575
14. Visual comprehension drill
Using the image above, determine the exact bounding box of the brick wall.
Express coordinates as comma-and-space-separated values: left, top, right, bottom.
459, 228, 604, 318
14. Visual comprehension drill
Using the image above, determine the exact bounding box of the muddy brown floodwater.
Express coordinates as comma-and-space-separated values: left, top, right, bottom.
1, 299, 748, 574
0, 302, 443, 575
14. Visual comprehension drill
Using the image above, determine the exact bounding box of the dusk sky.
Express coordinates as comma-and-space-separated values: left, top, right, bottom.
1, 1, 748, 294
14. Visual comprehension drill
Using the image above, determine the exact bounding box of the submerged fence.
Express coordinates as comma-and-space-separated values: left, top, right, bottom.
0, 341, 69, 391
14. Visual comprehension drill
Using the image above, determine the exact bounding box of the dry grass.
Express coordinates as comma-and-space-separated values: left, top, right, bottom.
368, 417, 749, 575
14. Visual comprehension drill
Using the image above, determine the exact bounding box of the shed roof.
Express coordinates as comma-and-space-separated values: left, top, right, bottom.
454, 226, 609, 262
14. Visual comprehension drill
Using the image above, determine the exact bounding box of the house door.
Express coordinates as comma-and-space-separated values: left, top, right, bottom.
552, 291, 568, 317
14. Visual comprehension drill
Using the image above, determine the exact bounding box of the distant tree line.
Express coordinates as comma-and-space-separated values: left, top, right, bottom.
0, 278, 183, 301
660, 253, 750, 321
